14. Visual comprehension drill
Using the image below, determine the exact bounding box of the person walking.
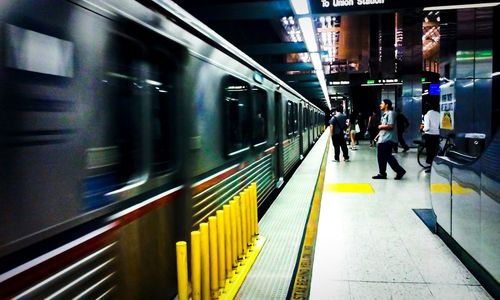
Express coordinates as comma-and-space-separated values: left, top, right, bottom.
372, 99, 406, 180
393, 108, 410, 152
348, 112, 358, 150
421, 102, 440, 172
329, 106, 349, 162
367, 111, 379, 147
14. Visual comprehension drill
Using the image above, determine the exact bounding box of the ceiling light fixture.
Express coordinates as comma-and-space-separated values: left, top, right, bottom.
310, 52, 322, 71
298, 17, 318, 52
290, 0, 310, 15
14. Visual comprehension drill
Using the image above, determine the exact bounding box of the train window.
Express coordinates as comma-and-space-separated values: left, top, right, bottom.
149, 48, 177, 175
251, 86, 267, 146
303, 107, 308, 131
84, 33, 147, 208
286, 101, 293, 136
223, 76, 251, 155
293, 103, 299, 133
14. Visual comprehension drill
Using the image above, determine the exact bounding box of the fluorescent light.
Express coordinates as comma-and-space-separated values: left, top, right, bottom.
290, 0, 310, 15
311, 52, 322, 71
298, 17, 318, 52
492, 71, 500, 77
423, 2, 500, 11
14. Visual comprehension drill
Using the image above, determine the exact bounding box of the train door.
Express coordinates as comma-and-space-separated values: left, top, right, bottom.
274, 91, 284, 188
299, 103, 304, 156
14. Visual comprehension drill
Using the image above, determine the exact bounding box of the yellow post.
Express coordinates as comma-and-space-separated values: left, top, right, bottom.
245, 188, 252, 244
252, 182, 259, 235
223, 204, 233, 275
191, 231, 201, 300
199, 223, 210, 300
249, 184, 256, 237
233, 196, 243, 259
208, 216, 219, 296
216, 210, 226, 288
176, 241, 188, 300
239, 191, 248, 253
229, 200, 238, 266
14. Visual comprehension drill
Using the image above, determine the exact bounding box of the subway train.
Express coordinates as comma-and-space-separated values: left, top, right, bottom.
0, 0, 325, 298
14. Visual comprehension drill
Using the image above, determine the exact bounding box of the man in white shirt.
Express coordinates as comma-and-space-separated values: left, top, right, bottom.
421, 102, 441, 171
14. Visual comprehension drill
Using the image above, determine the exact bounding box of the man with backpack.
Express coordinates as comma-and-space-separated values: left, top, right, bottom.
329, 106, 349, 162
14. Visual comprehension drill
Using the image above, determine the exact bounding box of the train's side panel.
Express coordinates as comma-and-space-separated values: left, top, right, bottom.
0, 0, 323, 298
187, 55, 279, 225
281, 92, 301, 176
0, 1, 192, 298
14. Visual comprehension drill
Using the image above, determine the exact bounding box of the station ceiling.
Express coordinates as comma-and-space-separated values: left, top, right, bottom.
170, 0, 500, 110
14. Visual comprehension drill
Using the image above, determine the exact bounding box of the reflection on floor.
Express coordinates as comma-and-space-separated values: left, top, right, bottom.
310, 141, 492, 299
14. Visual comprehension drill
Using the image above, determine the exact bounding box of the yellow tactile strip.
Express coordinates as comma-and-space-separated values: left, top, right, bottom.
325, 183, 375, 193
430, 183, 475, 194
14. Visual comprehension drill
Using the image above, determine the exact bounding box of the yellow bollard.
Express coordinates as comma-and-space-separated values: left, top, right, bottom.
239, 191, 248, 254
252, 182, 259, 235
243, 189, 250, 246
244, 188, 252, 244
223, 204, 233, 275
249, 184, 256, 237
208, 216, 219, 296
216, 210, 226, 288
229, 200, 238, 266
250, 185, 257, 238
199, 223, 210, 300
191, 231, 201, 300
176, 241, 188, 300
234, 196, 243, 259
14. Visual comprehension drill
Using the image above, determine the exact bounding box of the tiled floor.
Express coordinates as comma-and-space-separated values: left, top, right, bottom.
310, 141, 492, 299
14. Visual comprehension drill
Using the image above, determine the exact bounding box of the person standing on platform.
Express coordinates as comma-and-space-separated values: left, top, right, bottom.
348, 112, 358, 150
367, 111, 379, 147
393, 108, 410, 153
421, 102, 441, 172
372, 99, 406, 180
329, 106, 349, 162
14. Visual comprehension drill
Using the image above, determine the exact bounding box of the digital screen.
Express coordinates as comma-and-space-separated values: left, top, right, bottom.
429, 83, 440, 95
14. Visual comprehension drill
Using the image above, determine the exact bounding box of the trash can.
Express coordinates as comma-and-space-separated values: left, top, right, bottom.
464, 133, 486, 157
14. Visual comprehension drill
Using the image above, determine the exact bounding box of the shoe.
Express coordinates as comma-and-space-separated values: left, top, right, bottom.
372, 174, 387, 179
333, 159, 340, 162
395, 170, 406, 180
425, 168, 431, 173
403, 148, 409, 152
344, 158, 350, 162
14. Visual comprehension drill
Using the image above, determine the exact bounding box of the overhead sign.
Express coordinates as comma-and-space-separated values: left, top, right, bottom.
319, 0, 384, 9
365, 79, 401, 84
311, 0, 500, 14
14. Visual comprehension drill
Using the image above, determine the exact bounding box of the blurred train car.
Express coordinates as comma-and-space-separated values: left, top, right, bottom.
0, 0, 325, 298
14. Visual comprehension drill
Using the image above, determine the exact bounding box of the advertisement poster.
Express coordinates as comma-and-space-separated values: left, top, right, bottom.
439, 82, 455, 130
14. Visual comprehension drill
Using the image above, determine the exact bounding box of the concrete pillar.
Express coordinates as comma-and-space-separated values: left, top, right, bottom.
400, 10, 423, 146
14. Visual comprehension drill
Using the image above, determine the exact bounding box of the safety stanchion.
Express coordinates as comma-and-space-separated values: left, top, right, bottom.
176, 241, 188, 300
223, 204, 233, 276
200, 223, 210, 300
208, 216, 219, 297
234, 197, 243, 259
175, 182, 264, 300
239, 191, 248, 254
216, 210, 226, 288
191, 231, 201, 300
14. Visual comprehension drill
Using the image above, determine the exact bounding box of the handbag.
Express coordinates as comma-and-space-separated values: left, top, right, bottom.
355, 124, 361, 133
364, 130, 370, 139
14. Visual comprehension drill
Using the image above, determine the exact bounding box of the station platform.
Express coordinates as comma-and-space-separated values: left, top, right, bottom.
238, 131, 493, 299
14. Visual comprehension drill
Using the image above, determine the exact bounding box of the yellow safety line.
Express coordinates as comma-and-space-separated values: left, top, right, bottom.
431, 183, 475, 194
326, 183, 374, 193
290, 135, 330, 299
218, 236, 266, 300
